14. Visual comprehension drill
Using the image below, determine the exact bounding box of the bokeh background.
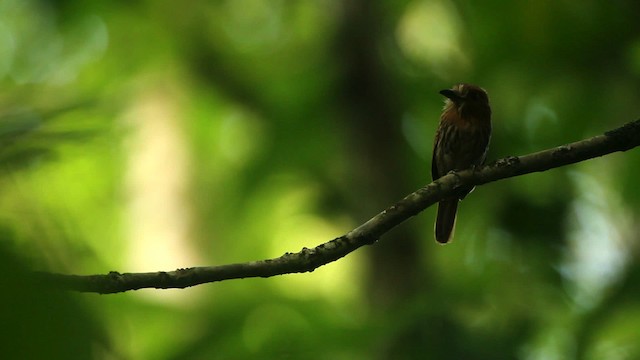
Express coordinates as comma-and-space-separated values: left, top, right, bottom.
2, 0, 640, 359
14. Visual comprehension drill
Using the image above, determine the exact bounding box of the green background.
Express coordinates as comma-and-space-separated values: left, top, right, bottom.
1, 0, 640, 359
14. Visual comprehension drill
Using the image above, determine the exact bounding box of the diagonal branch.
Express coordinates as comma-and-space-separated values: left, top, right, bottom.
38, 119, 640, 294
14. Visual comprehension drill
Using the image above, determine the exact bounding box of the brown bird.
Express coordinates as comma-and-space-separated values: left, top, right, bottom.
432, 83, 492, 244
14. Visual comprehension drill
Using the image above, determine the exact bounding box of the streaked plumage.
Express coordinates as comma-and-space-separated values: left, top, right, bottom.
432, 84, 492, 244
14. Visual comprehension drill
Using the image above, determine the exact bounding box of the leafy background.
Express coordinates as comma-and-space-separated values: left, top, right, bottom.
1, 0, 640, 359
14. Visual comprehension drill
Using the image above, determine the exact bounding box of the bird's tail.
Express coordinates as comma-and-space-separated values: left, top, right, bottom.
435, 199, 458, 244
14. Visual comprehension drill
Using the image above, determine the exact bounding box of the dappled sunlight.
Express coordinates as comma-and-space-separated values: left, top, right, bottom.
246, 173, 365, 304
271, 213, 365, 304
518, 163, 635, 359
0, 0, 108, 85
121, 82, 202, 284
396, 0, 469, 77
561, 165, 632, 310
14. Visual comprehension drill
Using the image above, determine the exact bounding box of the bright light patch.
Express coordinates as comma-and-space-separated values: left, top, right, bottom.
560, 167, 631, 310
396, 0, 468, 76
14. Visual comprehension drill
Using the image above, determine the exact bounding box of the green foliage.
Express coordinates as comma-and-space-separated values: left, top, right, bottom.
1, 0, 640, 358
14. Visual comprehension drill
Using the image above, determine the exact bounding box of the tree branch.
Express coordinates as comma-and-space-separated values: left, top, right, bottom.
38, 119, 640, 294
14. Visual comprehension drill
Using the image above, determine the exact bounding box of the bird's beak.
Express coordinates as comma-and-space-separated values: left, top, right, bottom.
439, 89, 462, 102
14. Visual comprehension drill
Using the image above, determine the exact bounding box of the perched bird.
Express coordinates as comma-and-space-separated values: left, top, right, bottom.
432, 83, 492, 244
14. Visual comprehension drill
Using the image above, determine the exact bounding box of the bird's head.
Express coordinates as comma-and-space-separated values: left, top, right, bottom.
440, 83, 491, 119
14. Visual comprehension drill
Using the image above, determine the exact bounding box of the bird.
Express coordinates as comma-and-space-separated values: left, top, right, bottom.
432, 83, 492, 244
